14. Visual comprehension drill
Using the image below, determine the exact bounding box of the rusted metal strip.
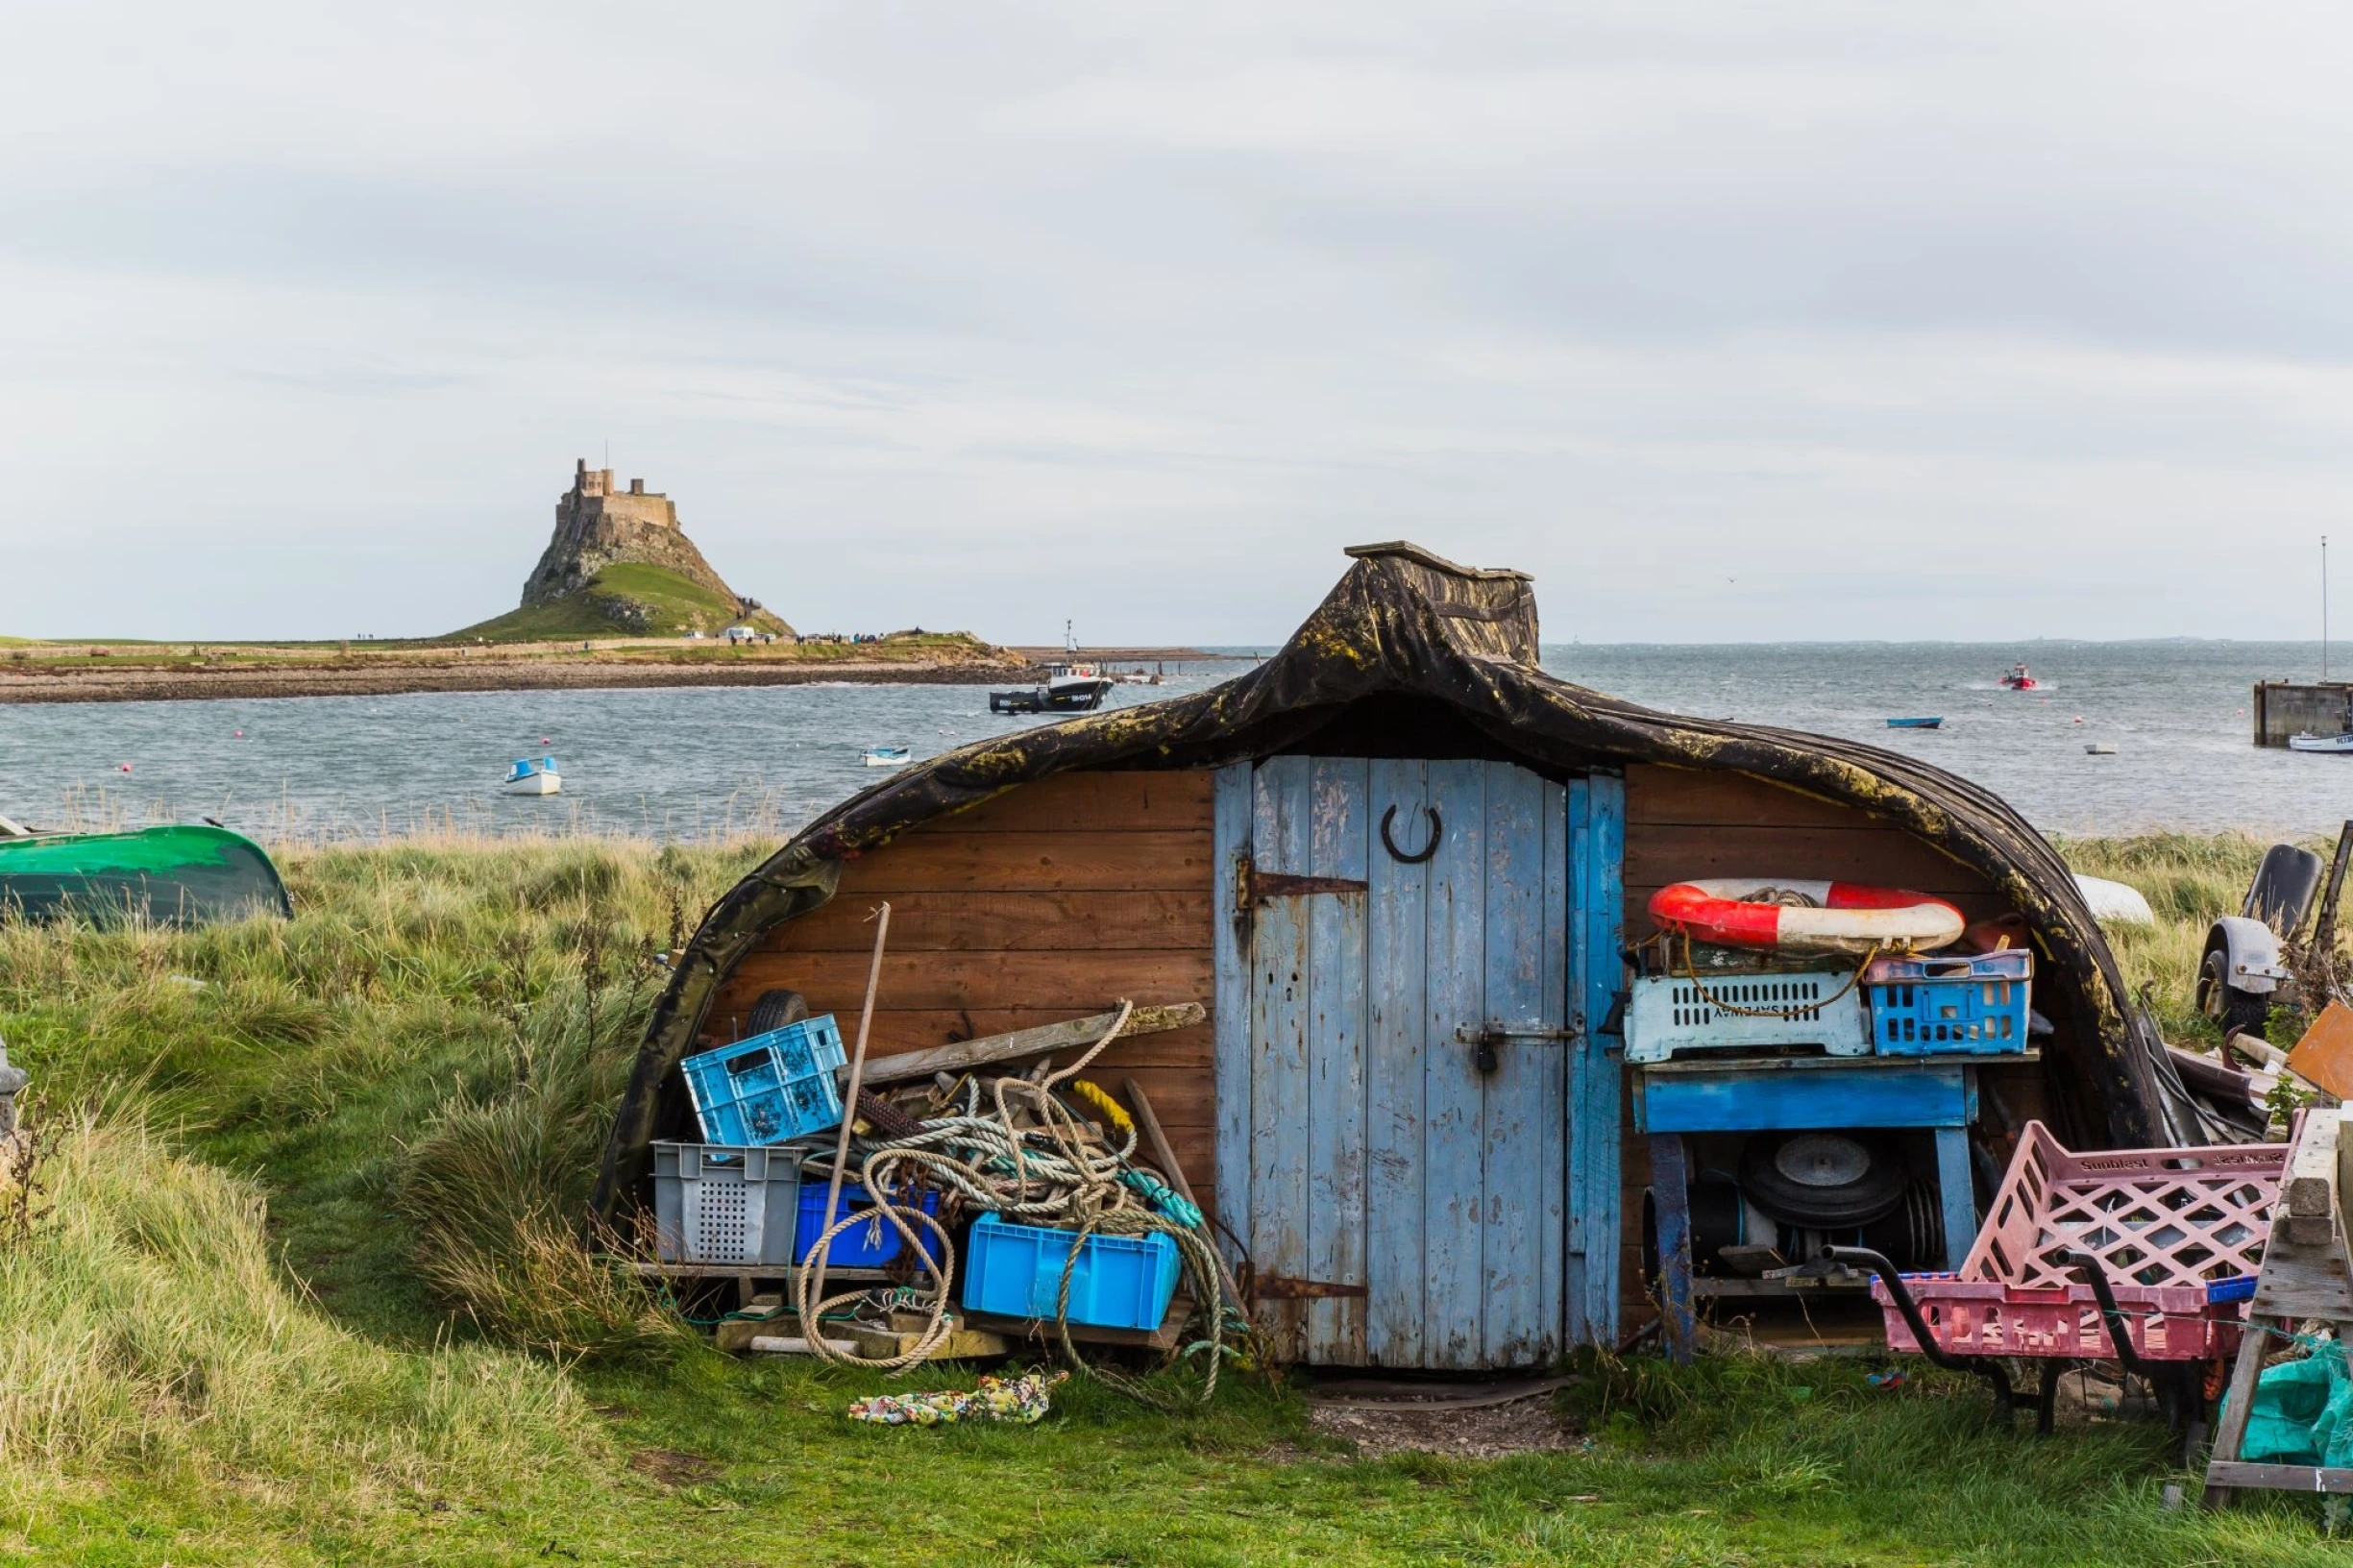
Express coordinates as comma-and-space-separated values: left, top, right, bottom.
1254, 1275, 1370, 1300
1233, 853, 1368, 911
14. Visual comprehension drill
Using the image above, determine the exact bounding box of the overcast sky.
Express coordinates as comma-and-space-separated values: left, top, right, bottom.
5, 3, 2351, 644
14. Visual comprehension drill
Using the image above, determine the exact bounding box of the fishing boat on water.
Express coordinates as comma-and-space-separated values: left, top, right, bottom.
989, 623, 1115, 716
2289, 731, 2353, 754
1998, 662, 2040, 690
0, 821, 290, 924
1885, 717, 1943, 729
863, 746, 913, 768
504, 756, 561, 795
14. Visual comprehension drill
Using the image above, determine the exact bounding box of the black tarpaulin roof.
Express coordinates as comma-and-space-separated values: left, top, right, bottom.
592, 542, 2173, 1219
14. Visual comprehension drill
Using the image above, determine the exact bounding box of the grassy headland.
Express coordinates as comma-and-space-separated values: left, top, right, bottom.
0, 625, 1026, 705
0, 831, 2342, 1564
446, 562, 793, 643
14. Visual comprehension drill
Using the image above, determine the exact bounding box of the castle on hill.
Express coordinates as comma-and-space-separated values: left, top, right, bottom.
513, 458, 791, 636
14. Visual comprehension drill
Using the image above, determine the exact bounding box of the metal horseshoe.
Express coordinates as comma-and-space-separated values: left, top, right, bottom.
1380, 804, 1441, 864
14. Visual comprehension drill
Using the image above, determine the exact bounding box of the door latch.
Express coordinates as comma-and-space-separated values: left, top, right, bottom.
1453, 1024, 1579, 1074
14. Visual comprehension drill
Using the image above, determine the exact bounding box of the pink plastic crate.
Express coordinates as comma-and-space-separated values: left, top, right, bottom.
1874, 1121, 2288, 1362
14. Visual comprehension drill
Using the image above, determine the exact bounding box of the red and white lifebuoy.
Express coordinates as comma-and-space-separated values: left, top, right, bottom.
1649, 879, 1964, 955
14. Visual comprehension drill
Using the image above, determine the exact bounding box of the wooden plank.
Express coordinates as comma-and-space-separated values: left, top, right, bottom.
705, 1012, 1216, 1068
761, 891, 1213, 953
1250, 756, 1313, 1363
1124, 1077, 1243, 1311
1539, 775, 1571, 1360
1638, 1064, 1973, 1134
723, 949, 1212, 1011
1479, 760, 1550, 1366
2247, 1225, 2353, 1320
1933, 1126, 1975, 1271
1364, 757, 1430, 1369
2202, 1312, 2273, 1508
1305, 757, 1370, 1363
1623, 824, 1987, 894
850, 1003, 1205, 1086
835, 831, 1213, 893
1626, 764, 1885, 829
1422, 759, 1487, 1368
965, 1296, 1191, 1351
1567, 773, 1627, 1348
913, 771, 1213, 834
2285, 1107, 2339, 1247
2203, 1461, 2353, 1496
1650, 1132, 1695, 1364
1212, 762, 1253, 1294
2337, 1107, 2353, 1253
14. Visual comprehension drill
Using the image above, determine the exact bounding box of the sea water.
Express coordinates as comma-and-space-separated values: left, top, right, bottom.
1, 644, 2348, 842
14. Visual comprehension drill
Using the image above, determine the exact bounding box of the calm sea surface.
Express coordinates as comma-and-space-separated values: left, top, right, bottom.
3, 644, 2350, 842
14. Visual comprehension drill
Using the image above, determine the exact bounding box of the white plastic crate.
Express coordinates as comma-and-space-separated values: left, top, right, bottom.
1625, 969, 1871, 1063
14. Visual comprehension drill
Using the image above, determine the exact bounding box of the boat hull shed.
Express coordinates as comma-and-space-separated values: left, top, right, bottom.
596, 542, 2174, 1362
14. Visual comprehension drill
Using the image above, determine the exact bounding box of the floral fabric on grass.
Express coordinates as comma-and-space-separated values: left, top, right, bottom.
847, 1370, 1068, 1427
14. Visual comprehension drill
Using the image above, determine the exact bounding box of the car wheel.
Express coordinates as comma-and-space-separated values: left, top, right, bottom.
744, 988, 809, 1039
2198, 943, 2269, 1037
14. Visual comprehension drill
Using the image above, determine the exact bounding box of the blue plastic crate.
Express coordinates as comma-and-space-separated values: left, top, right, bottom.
795, 1180, 943, 1268
960, 1213, 1182, 1331
1865, 950, 2031, 1056
680, 1016, 846, 1145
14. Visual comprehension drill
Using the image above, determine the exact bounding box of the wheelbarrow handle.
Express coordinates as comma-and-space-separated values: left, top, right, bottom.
2053, 1247, 2156, 1377
1823, 1245, 2014, 1417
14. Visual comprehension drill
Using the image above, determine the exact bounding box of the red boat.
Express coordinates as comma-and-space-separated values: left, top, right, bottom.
1999, 662, 2039, 691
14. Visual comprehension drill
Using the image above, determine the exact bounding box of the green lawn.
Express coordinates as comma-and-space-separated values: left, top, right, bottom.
0, 833, 2343, 1564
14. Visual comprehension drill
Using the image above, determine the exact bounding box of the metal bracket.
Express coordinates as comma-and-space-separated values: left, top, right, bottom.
1233, 853, 1368, 913
1253, 1274, 1369, 1300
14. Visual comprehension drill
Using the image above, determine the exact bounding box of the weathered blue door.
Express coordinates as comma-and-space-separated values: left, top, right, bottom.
1213, 757, 1608, 1369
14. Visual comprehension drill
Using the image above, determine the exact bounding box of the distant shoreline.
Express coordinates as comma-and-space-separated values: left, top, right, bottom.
0, 655, 1038, 706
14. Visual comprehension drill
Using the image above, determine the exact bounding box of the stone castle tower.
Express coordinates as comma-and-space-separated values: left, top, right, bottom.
521, 458, 748, 612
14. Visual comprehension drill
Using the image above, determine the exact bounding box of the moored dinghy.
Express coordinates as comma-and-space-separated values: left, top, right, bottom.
1885, 717, 1943, 729
504, 756, 562, 795
862, 746, 913, 768
2289, 731, 2353, 754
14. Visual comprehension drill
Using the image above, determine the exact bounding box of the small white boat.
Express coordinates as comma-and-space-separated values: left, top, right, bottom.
2073, 873, 2156, 927
2289, 731, 2353, 754
862, 746, 913, 768
504, 755, 561, 795
2084, 742, 2118, 755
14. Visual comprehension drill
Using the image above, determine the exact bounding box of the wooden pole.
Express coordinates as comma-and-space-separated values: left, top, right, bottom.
812, 903, 890, 1303
1123, 1076, 1245, 1311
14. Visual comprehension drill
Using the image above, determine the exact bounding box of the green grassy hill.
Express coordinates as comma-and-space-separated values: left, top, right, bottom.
447, 563, 792, 643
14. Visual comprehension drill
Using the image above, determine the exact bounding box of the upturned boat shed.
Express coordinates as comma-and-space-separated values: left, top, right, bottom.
596, 542, 2178, 1368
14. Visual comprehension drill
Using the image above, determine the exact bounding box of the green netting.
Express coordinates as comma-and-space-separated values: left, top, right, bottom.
2236, 1338, 2353, 1469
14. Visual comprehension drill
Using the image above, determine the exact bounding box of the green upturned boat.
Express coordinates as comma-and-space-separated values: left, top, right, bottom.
0, 822, 291, 925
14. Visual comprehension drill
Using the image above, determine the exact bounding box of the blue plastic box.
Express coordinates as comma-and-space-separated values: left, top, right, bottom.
1865, 950, 2031, 1056
794, 1181, 943, 1268
960, 1213, 1182, 1331
680, 1016, 846, 1145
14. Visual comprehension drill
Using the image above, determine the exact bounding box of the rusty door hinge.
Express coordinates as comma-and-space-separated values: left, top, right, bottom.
1234, 853, 1368, 912
1253, 1274, 1370, 1300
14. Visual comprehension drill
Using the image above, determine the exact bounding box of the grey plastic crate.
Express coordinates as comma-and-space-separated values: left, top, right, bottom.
650, 1140, 807, 1266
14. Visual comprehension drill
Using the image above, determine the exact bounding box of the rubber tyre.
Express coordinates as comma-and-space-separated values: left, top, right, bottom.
743, 988, 809, 1039
2197, 944, 2269, 1038
1739, 1132, 1907, 1227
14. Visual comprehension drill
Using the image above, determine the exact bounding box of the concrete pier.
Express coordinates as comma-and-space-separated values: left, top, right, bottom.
2252, 681, 2353, 747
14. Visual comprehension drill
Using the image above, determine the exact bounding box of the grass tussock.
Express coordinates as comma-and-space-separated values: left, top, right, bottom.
0, 1102, 593, 1507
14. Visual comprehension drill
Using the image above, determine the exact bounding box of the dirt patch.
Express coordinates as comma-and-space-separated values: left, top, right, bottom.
627, 1448, 722, 1487
1307, 1394, 1587, 1459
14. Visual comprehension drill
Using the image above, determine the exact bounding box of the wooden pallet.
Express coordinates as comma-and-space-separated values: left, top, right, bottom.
2203, 1108, 2353, 1508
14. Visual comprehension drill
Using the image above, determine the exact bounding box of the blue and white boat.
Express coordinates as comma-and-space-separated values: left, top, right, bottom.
1885, 717, 1944, 729
862, 746, 913, 768
504, 755, 561, 795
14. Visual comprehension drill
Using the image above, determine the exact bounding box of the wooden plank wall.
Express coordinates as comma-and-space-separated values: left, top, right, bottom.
1613, 763, 2007, 1329
707, 771, 1222, 1216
